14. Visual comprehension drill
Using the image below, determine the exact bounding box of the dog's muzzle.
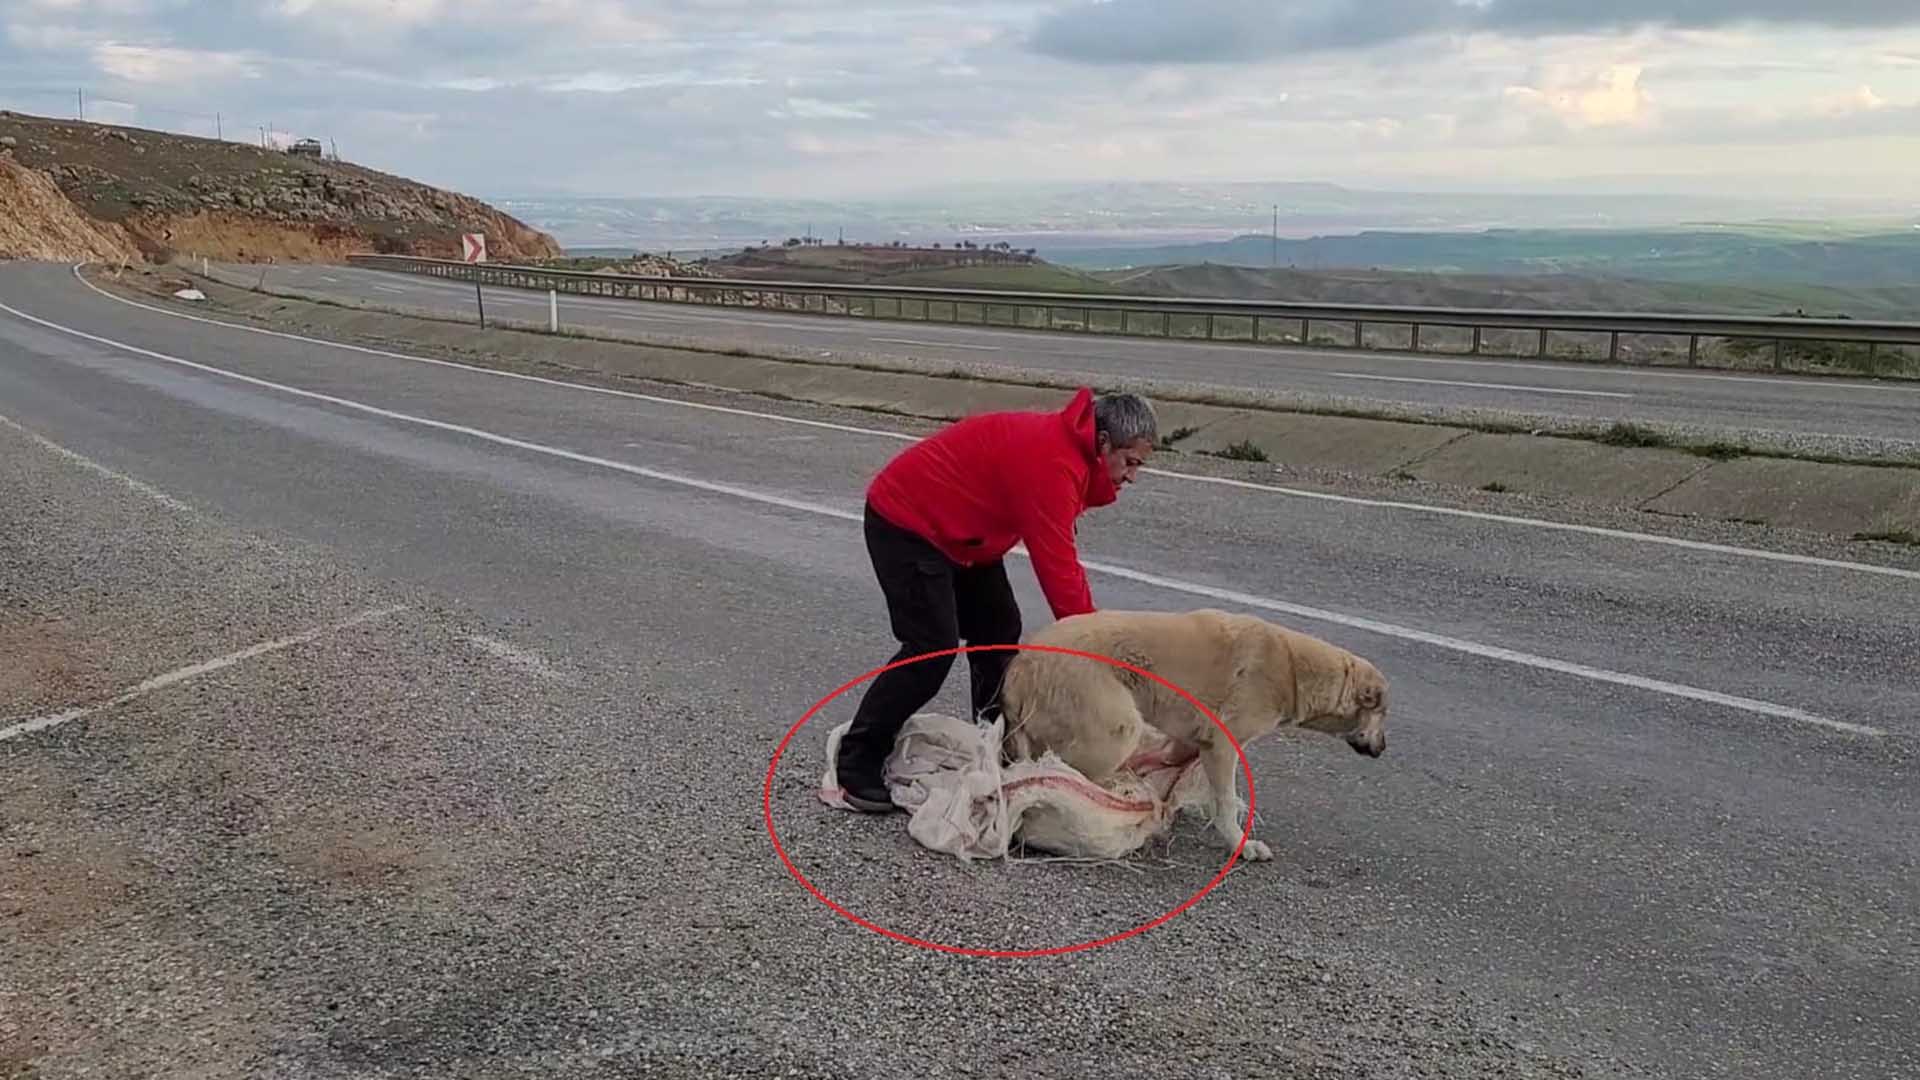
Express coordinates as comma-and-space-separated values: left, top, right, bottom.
1347, 732, 1385, 758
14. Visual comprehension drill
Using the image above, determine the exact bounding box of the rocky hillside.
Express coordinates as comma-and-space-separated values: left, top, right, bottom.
0, 158, 143, 263
0, 110, 560, 264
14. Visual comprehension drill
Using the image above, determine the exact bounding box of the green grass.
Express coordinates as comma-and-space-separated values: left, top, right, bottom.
1209, 439, 1269, 462
1157, 425, 1199, 450
1851, 530, 1919, 546
1597, 422, 1670, 449
1686, 441, 1746, 461
893, 264, 1114, 293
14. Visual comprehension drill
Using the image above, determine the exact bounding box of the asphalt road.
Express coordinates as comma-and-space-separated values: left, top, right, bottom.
242, 260, 1920, 447
4, 259, 1917, 1080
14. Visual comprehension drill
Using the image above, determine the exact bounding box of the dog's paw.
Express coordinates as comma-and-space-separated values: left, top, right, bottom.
1239, 838, 1274, 862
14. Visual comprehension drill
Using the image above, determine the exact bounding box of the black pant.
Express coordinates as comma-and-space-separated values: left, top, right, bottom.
837, 502, 1023, 784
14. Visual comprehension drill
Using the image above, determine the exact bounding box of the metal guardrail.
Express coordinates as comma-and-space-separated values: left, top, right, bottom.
345, 253, 1920, 379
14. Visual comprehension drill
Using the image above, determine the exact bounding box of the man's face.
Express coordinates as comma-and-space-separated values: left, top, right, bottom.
1102, 436, 1153, 488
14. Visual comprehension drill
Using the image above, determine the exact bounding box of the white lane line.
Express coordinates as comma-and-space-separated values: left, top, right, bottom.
320, 276, 342, 284
0, 297, 1877, 738
603, 308, 839, 334
0, 411, 196, 514
372, 284, 408, 294
59, 265, 1920, 585
463, 634, 566, 681
0, 606, 409, 744
63, 269, 907, 440
871, 337, 1002, 352
1072, 560, 1882, 738
1327, 371, 1632, 399
1317, 345, 1920, 394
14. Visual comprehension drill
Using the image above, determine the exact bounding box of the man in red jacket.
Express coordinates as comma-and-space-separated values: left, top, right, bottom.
836, 387, 1159, 813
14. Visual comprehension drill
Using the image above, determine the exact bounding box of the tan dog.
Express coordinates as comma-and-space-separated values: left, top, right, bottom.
998, 608, 1389, 862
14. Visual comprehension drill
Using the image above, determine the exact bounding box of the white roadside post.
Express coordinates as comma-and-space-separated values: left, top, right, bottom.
549, 289, 558, 333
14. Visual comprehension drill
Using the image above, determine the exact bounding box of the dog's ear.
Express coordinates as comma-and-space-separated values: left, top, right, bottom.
1356, 683, 1382, 710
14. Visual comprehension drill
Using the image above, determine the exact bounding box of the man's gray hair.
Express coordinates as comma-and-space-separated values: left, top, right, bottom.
1093, 392, 1159, 448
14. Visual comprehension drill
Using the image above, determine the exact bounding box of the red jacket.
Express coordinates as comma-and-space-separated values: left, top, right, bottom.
867, 387, 1117, 619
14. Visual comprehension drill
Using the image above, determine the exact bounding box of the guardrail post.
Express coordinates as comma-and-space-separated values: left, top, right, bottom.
1471, 327, 1482, 355
1688, 335, 1700, 367
1410, 323, 1421, 353
1773, 339, 1784, 371
1867, 342, 1879, 376
1609, 331, 1620, 363
1536, 328, 1548, 359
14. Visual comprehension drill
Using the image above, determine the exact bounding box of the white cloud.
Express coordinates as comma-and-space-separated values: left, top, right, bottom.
0, 2, 1913, 200
1817, 84, 1888, 113
1504, 63, 1653, 128
92, 43, 261, 83
273, 0, 444, 27
774, 97, 874, 120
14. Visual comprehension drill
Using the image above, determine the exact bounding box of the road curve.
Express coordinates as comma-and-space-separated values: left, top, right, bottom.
243, 260, 1920, 446
3, 259, 1916, 1080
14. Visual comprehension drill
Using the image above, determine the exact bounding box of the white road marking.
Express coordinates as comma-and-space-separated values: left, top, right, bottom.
871, 337, 1002, 352
0, 606, 409, 743
463, 634, 566, 681
0, 411, 196, 514
1327, 371, 1632, 399
604, 309, 839, 334
372, 284, 408, 294
320, 276, 341, 284
1, 294, 1878, 737
59, 264, 1920, 585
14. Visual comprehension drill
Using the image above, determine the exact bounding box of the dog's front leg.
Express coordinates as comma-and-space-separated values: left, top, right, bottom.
1199, 737, 1272, 862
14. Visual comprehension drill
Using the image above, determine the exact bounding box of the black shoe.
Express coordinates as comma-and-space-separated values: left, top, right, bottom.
841, 780, 898, 815
836, 742, 899, 814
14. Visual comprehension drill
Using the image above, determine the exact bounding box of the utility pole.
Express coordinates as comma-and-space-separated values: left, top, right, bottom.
77, 88, 84, 121
215, 113, 223, 141
1272, 204, 1278, 268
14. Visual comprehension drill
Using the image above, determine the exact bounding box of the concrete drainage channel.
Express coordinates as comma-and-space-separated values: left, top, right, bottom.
113, 261, 1920, 546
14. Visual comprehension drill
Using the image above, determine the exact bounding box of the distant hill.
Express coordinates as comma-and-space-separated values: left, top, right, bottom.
1049, 226, 1920, 289
675, 240, 1920, 320
0, 109, 560, 264
1081, 264, 1920, 321
698, 242, 1116, 293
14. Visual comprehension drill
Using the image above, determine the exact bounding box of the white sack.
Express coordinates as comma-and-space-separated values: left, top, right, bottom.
818, 712, 1213, 863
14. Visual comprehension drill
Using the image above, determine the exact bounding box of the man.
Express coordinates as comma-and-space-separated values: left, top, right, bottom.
835, 387, 1159, 813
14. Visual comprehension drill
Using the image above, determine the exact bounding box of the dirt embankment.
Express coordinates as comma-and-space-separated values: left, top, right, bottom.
0, 110, 561, 265
0, 157, 143, 263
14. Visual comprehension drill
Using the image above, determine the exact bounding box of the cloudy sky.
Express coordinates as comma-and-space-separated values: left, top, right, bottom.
2, 0, 1917, 201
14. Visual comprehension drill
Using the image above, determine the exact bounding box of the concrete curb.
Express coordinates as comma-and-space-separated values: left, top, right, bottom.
120, 264, 1920, 543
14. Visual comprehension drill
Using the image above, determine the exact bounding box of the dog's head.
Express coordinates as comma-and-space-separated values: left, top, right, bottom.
1296, 651, 1390, 759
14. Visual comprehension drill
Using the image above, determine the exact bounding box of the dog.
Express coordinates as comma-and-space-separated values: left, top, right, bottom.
997, 608, 1390, 862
